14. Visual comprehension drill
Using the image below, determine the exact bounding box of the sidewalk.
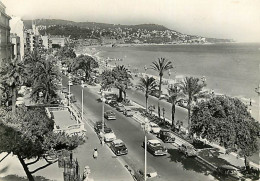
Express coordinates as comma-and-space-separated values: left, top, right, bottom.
70, 101, 134, 181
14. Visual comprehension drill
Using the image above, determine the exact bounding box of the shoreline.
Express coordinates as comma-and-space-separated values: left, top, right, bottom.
75, 45, 259, 121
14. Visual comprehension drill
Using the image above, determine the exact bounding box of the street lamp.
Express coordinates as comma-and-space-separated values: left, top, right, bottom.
255, 84, 260, 122
144, 65, 147, 75
101, 90, 106, 145
141, 118, 149, 181
68, 73, 71, 106
81, 80, 84, 124
162, 107, 165, 126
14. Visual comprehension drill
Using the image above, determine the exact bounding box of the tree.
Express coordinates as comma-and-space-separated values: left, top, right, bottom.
137, 76, 157, 111
191, 96, 260, 167
150, 58, 173, 118
100, 69, 114, 91
73, 54, 99, 82
0, 106, 85, 181
167, 84, 185, 129
30, 57, 61, 104
112, 65, 133, 102
179, 77, 206, 130
0, 59, 27, 113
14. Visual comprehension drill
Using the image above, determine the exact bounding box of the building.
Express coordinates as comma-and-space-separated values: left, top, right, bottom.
41, 35, 51, 49
49, 36, 69, 48
24, 29, 43, 52
10, 16, 24, 60
0, 1, 12, 64
11, 33, 20, 60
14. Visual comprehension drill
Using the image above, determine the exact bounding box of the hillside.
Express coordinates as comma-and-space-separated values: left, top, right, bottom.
24, 19, 233, 44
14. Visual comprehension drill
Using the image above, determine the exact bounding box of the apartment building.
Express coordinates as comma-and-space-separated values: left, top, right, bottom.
10, 16, 24, 60
0, 1, 12, 64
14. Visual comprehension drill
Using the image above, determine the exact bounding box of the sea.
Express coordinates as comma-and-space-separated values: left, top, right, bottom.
94, 43, 260, 120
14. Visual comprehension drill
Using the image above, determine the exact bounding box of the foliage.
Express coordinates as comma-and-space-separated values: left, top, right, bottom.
137, 76, 157, 111
100, 69, 114, 90
191, 96, 260, 166
167, 84, 185, 128
0, 106, 85, 181
179, 76, 206, 129
0, 59, 27, 112
30, 56, 61, 104
150, 57, 173, 117
73, 54, 99, 81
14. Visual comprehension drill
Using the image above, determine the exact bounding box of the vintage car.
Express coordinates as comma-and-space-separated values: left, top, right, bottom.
158, 129, 175, 143
100, 127, 116, 142
104, 94, 117, 104
94, 121, 107, 133
66, 93, 77, 103
134, 167, 162, 181
116, 103, 125, 112
109, 100, 118, 107
104, 110, 116, 120
110, 139, 128, 156
143, 139, 167, 156
214, 165, 241, 180
149, 122, 161, 134
178, 143, 198, 157
123, 107, 134, 117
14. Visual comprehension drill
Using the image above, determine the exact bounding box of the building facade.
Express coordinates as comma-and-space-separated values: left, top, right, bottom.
10, 16, 24, 60
0, 1, 12, 64
11, 33, 20, 60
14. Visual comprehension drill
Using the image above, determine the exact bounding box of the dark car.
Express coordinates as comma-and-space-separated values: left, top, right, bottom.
178, 143, 198, 157
109, 100, 118, 107
143, 139, 167, 156
104, 110, 116, 120
158, 129, 175, 143
116, 103, 125, 112
110, 139, 128, 156
94, 121, 107, 133
214, 165, 241, 180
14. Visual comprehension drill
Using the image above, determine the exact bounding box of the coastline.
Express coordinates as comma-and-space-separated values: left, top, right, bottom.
75, 44, 259, 121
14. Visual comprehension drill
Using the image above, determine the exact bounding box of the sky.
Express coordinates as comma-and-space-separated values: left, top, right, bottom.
2, 0, 260, 42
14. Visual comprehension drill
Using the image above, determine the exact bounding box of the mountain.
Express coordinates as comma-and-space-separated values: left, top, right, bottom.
23, 19, 233, 44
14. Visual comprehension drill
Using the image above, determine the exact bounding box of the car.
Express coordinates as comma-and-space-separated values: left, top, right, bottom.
214, 165, 242, 180
123, 107, 134, 117
110, 139, 128, 156
104, 94, 117, 104
178, 143, 198, 157
143, 139, 167, 156
116, 103, 125, 112
134, 167, 160, 181
104, 110, 116, 120
100, 128, 116, 142
94, 121, 107, 133
149, 122, 161, 134
109, 100, 118, 107
158, 129, 175, 143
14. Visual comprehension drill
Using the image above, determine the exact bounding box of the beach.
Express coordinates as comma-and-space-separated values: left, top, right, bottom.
76, 43, 260, 120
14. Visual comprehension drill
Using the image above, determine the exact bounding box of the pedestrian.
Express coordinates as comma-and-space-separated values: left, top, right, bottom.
93, 148, 98, 159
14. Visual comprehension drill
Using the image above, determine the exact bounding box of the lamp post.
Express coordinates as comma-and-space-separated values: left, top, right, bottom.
162, 107, 165, 126
68, 73, 71, 106
144, 65, 147, 75
101, 91, 105, 145
255, 84, 260, 122
141, 118, 149, 181
81, 81, 84, 123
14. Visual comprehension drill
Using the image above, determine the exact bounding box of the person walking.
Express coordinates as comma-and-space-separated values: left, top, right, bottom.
93, 148, 98, 159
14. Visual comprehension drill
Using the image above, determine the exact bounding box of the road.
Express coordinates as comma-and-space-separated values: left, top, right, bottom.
63, 78, 215, 181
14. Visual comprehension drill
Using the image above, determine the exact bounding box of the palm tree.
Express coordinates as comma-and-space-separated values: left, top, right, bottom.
137, 76, 157, 111
31, 58, 61, 104
150, 58, 173, 118
0, 59, 27, 113
179, 77, 206, 131
167, 84, 184, 129
112, 65, 132, 102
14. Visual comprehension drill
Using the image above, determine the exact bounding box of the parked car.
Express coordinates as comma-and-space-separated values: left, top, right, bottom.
100, 128, 116, 142
104, 94, 117, 104
143, 139, 167, 156
158, 129, 175, 143
178, 143, 198, 157
116, 103, 125, 112
110, 139, 128, 156
66, 93, 77, 103
94, 121, 107, 133
104, 110, 116, 120
109, 100, 118, 107
149, 122, 161, 134
123, 107, 134, 117
134, 167, 160, 181
214, 165, 241, 180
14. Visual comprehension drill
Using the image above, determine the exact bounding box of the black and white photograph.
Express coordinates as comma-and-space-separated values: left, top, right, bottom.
0, 0, 259, 180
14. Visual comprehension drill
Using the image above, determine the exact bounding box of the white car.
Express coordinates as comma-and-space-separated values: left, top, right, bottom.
150, 122, 161, 134
100, 128, 116, 142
